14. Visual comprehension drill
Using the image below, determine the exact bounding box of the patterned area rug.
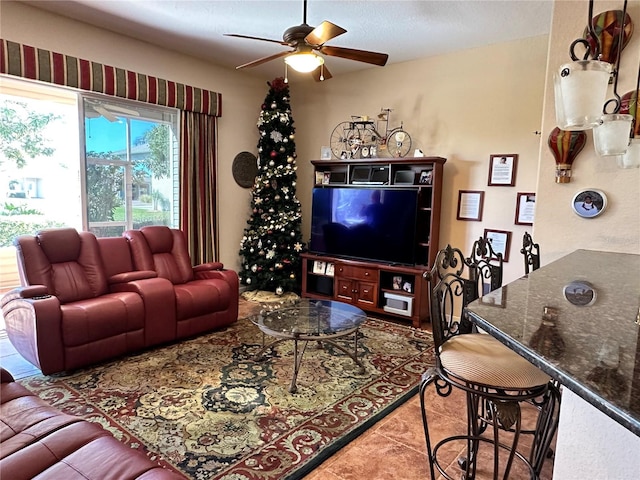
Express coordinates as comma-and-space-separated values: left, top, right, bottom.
19, 315, 434, 479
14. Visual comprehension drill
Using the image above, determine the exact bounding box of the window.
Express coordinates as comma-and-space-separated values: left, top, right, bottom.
0, 76, 180, 294
82, 96, 180, 236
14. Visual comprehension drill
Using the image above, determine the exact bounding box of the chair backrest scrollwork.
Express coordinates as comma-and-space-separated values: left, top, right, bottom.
426, 245, 476, 350
521, 232, 540, 275
466, 236, 503, 301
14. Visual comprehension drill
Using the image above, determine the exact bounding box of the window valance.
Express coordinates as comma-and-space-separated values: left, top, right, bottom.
1, 39, 221, 117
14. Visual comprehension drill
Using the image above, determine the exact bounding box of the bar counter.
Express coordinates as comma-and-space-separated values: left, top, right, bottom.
467, 249, 639, 434
466, 249, 640, 477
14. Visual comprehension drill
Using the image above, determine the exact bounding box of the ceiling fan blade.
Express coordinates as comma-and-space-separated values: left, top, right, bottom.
305, 21, 346, 46
224, 33, 288, 46
319, 45, 389, 66
236, 50, 291, 69
311, 64, 333, 82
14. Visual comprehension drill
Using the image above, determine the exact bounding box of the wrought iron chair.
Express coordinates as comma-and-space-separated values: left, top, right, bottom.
445, 236, 504, 334
420, 245, 560, 479
521, 232, 540, 275
466, 236, 503, 299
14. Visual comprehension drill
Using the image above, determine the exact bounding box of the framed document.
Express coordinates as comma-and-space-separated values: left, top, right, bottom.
456, 190, 485, 221
325, 263, 335, 277
515, 192, 536, 225
418, 169, 433, 185
313, 260, 327, 274
484, 229, 512, 262
488, 154, 518, 186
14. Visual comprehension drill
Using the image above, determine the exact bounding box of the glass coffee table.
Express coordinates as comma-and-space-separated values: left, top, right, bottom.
250, 299, 367, 393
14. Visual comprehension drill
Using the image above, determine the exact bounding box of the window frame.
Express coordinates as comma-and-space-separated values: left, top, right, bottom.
80, 92, 180, 235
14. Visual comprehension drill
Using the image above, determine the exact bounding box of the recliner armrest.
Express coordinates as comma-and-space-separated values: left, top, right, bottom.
108, 270, 158, 285
193, 262, 225, 272
1, 288, 63, 375
17, 285, 50, 299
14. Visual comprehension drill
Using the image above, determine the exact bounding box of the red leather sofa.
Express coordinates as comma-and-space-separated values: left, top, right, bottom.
1, 227, 238, 375
0, 367, 184, 479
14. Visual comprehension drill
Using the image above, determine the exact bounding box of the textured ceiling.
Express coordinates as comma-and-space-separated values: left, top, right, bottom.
24, 0, 554, 80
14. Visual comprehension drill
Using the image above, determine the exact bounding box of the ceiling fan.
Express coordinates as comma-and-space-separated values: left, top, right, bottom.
84, 99, 140, 122
224, 0, 388, 81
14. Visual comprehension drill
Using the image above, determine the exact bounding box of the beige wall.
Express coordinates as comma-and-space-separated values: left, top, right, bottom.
292, 35, 549, 283
6, 1, 636, 284
537, 0, 640, 262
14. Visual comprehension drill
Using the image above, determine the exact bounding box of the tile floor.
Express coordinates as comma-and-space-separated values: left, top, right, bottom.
0, 323, 555, 480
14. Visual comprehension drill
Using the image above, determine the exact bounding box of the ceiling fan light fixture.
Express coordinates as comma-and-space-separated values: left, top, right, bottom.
284, 52, 324, 73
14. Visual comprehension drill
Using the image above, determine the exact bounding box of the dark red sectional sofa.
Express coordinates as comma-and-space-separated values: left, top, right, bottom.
0, 367, 184, 479
0, 226, 239, 375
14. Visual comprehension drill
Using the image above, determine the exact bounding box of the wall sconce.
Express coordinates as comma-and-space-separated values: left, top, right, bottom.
553, 0, 611, 131
592, 2, 634, 157
548, 127, 588, 183
554, 60, 612, 130
554, 1, 634, 132
593, 113, 634, 156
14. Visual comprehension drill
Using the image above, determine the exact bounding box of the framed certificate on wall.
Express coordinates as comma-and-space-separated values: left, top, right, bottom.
515, 192, 536, 225
488, 154, 518, 186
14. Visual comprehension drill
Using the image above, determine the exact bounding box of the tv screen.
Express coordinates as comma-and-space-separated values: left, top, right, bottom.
309, 187, 418, 265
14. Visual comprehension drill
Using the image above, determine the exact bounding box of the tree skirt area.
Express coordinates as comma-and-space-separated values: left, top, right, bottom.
19, 315, 434, 479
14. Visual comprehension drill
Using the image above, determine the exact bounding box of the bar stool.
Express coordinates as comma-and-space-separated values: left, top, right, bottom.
420, 245, 560, 479
521, 232, 540, 274
467, 236, 503, 298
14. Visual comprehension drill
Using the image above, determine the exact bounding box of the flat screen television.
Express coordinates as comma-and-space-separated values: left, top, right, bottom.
309, 187, 418, 265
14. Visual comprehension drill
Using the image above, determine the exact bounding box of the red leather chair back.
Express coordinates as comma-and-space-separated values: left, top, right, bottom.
97, 236, 135, 278
124, 226, 194, 285
14, 228, 109, 303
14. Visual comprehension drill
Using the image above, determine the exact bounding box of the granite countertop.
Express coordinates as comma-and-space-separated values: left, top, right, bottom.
466, 249, 640, 437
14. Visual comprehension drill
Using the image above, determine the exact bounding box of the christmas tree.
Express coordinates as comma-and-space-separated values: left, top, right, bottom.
239, 78, 305, 295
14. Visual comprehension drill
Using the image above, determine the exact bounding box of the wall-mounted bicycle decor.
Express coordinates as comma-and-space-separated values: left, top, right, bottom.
329, 108, 412, 159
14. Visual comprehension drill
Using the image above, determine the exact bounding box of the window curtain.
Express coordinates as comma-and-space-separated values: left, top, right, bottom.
180, 111, 218, 264
2, 39, 223, 262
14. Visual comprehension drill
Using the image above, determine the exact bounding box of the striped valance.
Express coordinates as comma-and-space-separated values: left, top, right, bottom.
1, 39, 221, 117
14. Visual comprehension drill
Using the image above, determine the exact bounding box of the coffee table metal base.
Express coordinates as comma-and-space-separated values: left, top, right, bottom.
253, 328, 365, 393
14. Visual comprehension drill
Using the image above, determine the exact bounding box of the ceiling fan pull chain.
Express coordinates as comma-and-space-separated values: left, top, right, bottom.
320, 64, 324, 81
284, 63, 289, 83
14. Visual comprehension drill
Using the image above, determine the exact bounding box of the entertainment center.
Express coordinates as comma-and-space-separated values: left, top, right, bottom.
302, 156, 446, 327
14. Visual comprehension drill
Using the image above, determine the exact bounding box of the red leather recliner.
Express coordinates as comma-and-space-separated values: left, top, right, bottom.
4, 229, 150, 374
97, 236, 178, 347
124, 226, 239, 338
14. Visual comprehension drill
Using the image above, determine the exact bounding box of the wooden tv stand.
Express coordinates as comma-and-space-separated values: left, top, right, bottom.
302, 156, 446, 327
301, 253, 429, 328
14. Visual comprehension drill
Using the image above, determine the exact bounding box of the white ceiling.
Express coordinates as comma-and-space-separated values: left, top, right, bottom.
24, 0, 554, 81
